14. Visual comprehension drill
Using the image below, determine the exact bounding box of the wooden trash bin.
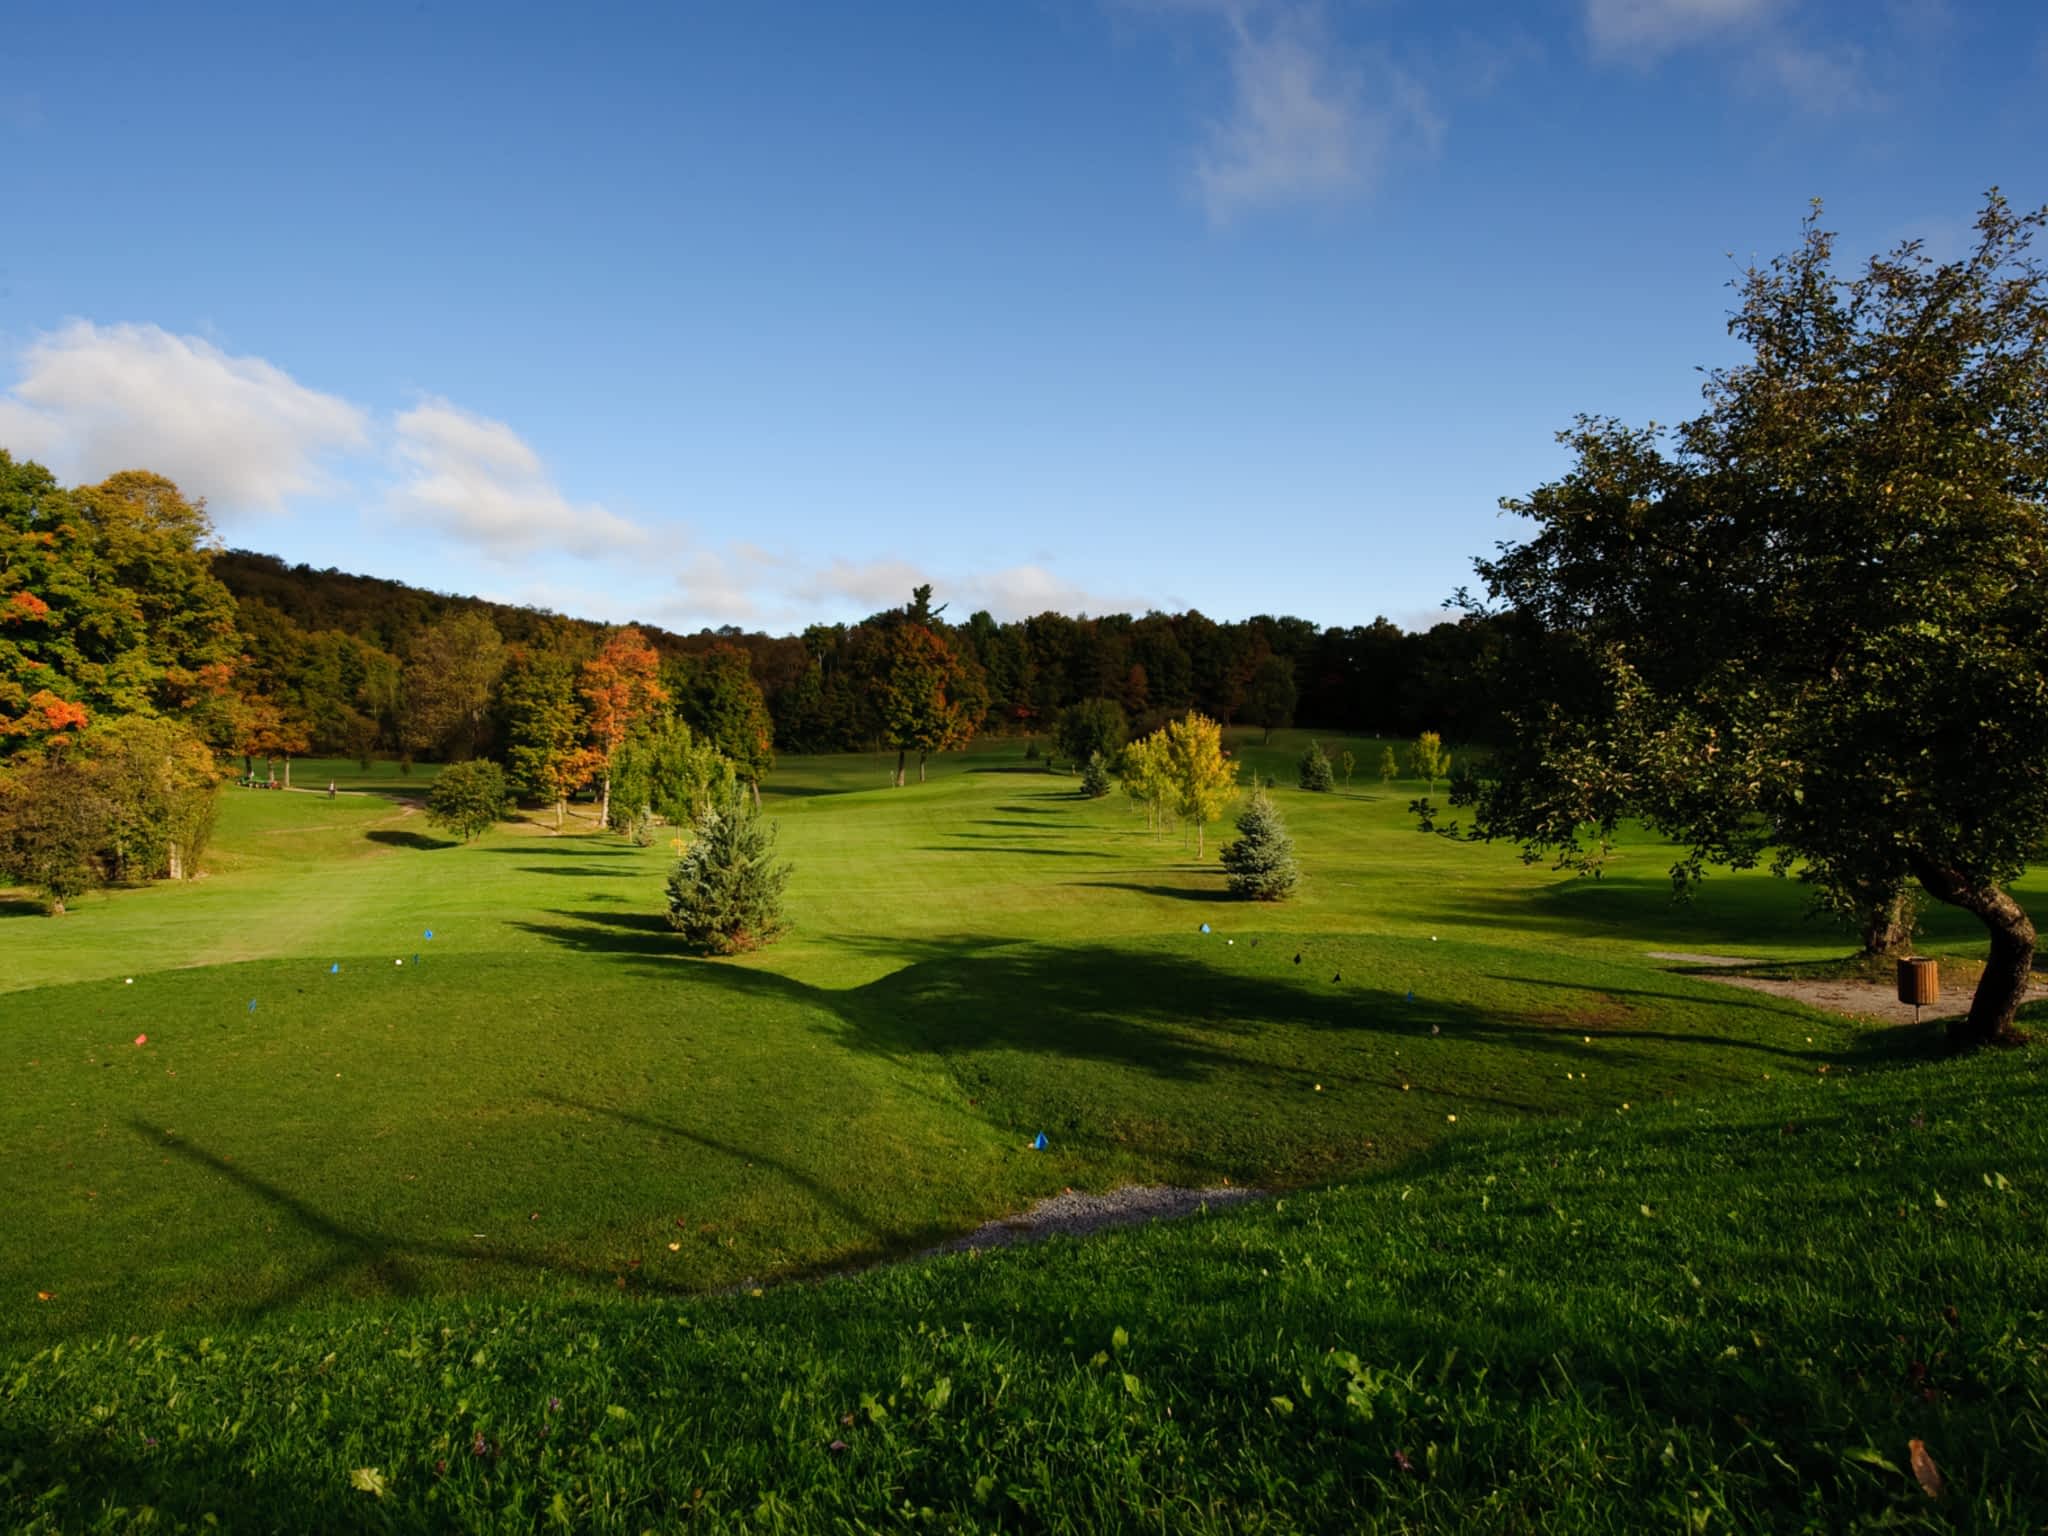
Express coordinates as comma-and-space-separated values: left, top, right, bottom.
1896, 957, 1939, 1009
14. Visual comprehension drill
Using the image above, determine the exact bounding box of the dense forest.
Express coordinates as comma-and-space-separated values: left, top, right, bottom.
2, 447, 1508, 910
214, 549, 1515, 762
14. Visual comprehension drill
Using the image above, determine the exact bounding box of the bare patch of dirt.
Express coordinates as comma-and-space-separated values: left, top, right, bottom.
918, 1184, 1265, 1257
1650, 953, 2044, 1024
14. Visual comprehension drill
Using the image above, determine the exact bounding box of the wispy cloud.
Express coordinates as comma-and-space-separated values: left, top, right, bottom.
1135, 1, 1440, 224
1745, 37, 1868, 111
1583, 0, 1780, 61
0, 321, 369, 512
388, 398, 649, 558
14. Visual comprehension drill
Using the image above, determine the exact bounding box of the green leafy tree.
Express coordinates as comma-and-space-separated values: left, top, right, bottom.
1339, 749, 1356, 790
674, 644, 775, 806
1378, 745, 1400, 786
2, 457, 240, 753
424, 759, 510, 843
499, 645, 592, 827
1055, 697, 1129, 769
664, 792, 792, 954
76, 715, 219, 882
1079, 751, 1112, 798
1453, 191, 2048, 1048
611, 717, 736, 831
1119, 732, 1175, 833
1245, 654, 1297, 744
1221, 789, 1300, 900
1298, 739, 1334, 792
0, 750, 112, 913
402, 613, 506, 762
1409, 730, 1449, 796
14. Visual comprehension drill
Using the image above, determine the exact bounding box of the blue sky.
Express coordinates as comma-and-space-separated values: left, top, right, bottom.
2, 1, 2042, 634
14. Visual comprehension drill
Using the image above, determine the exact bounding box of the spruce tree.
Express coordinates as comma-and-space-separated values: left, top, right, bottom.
665, 793, 792, 953
1221, 789, 1299, 901
1298, 739, 1334, 792
1079, 751, 1112, 798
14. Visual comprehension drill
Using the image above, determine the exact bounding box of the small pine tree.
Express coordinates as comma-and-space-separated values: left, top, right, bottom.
1079, 751, 1112, 798
424, 760, 510, 843
1298, 740, 1334, 792
664, 793, 792, 953
1377, 745, 1399, 785
1221, 789, 1299, 900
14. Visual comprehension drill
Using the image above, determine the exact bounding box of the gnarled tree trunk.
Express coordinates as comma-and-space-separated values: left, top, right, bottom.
893, 749, 906, 788
1909, 853, 2035, 1049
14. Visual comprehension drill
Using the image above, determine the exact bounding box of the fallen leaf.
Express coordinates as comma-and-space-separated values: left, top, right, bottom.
350, 1466, 388, 1498
1909, 1440, 1943, 1499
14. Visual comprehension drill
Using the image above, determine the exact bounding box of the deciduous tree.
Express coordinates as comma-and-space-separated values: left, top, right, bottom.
1453, 191, 2048, 1048
402, 613, 505, 762
424, 759, 511, 843
1160, 711, 1239, 859
579, 627, 666, 828
1246, 655, 1297, 744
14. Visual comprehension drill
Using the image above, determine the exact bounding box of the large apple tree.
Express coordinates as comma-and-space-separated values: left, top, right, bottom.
1455, 192, 2048, 1049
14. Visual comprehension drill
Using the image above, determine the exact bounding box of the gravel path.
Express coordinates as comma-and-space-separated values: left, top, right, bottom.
918, 1184, 1266, 1258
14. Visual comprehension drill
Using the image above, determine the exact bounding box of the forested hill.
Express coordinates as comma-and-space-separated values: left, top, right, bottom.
211, 549, 1512, 757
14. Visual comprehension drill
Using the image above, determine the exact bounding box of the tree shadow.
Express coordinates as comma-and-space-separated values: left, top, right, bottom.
365, 829, 455, 851
125, 1117, 702, 1321
1075, 880, 1234, 903
917, 844, 1117, 859
511, 911, 1901, 1087
0, 895, 45, 917
516, 864, 646, 877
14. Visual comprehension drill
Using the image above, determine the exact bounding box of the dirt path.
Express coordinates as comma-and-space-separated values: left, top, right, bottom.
1647, 950, 2043, 1025
917, 1184, 1265, 1258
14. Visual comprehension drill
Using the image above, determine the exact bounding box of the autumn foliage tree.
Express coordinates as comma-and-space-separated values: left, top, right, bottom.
579, 627, 666, 828
866, 592, 985, 786
500, 644, 597, 827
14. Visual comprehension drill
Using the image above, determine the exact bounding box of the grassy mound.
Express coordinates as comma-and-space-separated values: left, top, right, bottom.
6, 1046, 2042, 1532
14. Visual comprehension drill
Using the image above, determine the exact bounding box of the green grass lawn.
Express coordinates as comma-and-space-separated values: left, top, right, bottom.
3, 732, 2042, 1528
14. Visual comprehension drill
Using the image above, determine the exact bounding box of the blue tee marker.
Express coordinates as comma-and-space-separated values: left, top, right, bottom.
1031, 1132, 1049, 1151
329, 963, 340, 974
247, 999, 257, 1013
1199, 923, 1211, 934
424, 929, 434, 940
1406, 989, 1415, 1003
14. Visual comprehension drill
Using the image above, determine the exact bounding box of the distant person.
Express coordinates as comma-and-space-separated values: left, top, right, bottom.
328, 781, 336, 799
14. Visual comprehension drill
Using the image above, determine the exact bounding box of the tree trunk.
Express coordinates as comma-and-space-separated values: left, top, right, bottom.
284, 756, 292, 789
555, 796, 565, 830
918, 751, 928, 783
168, 840, 184, 882
751, 778, 761, 812
599, 771, 612, 829
1909, 853, 2035, 1049
894, 749, 905, 788
1858, 884, 1915, 957
50, 896, 65, 915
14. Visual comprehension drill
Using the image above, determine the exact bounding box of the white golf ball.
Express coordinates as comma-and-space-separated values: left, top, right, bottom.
395, 958, 404, 966
124, 978, 134, 985
1430, 936, 1437, 942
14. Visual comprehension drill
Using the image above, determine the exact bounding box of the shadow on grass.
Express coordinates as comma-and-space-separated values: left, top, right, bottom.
919, 843, 1117, 859
1076, 880, 1234, 903
365, 829, 456, 851
0, 895, 45, 917
126, 1117, 704, 1319
510, 914, 1929, 1093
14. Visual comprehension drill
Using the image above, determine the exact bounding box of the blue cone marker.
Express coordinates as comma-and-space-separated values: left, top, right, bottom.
1199, 923, 1211, 934
424, 929, 434, 940
247, 999, 257, 1013
330, 963, 340, 974
1031, 1132, 1048, 1151
1406, 990, 1415, 1003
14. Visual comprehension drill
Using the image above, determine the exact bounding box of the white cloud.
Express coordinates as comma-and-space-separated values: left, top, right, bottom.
390, 398, 649, 557
1194, 4, 1439, 223
1583, 0, 1779, 59
1747, 38, 1868, 111
0, 321, 368, 511
797, 556, 1152, 622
